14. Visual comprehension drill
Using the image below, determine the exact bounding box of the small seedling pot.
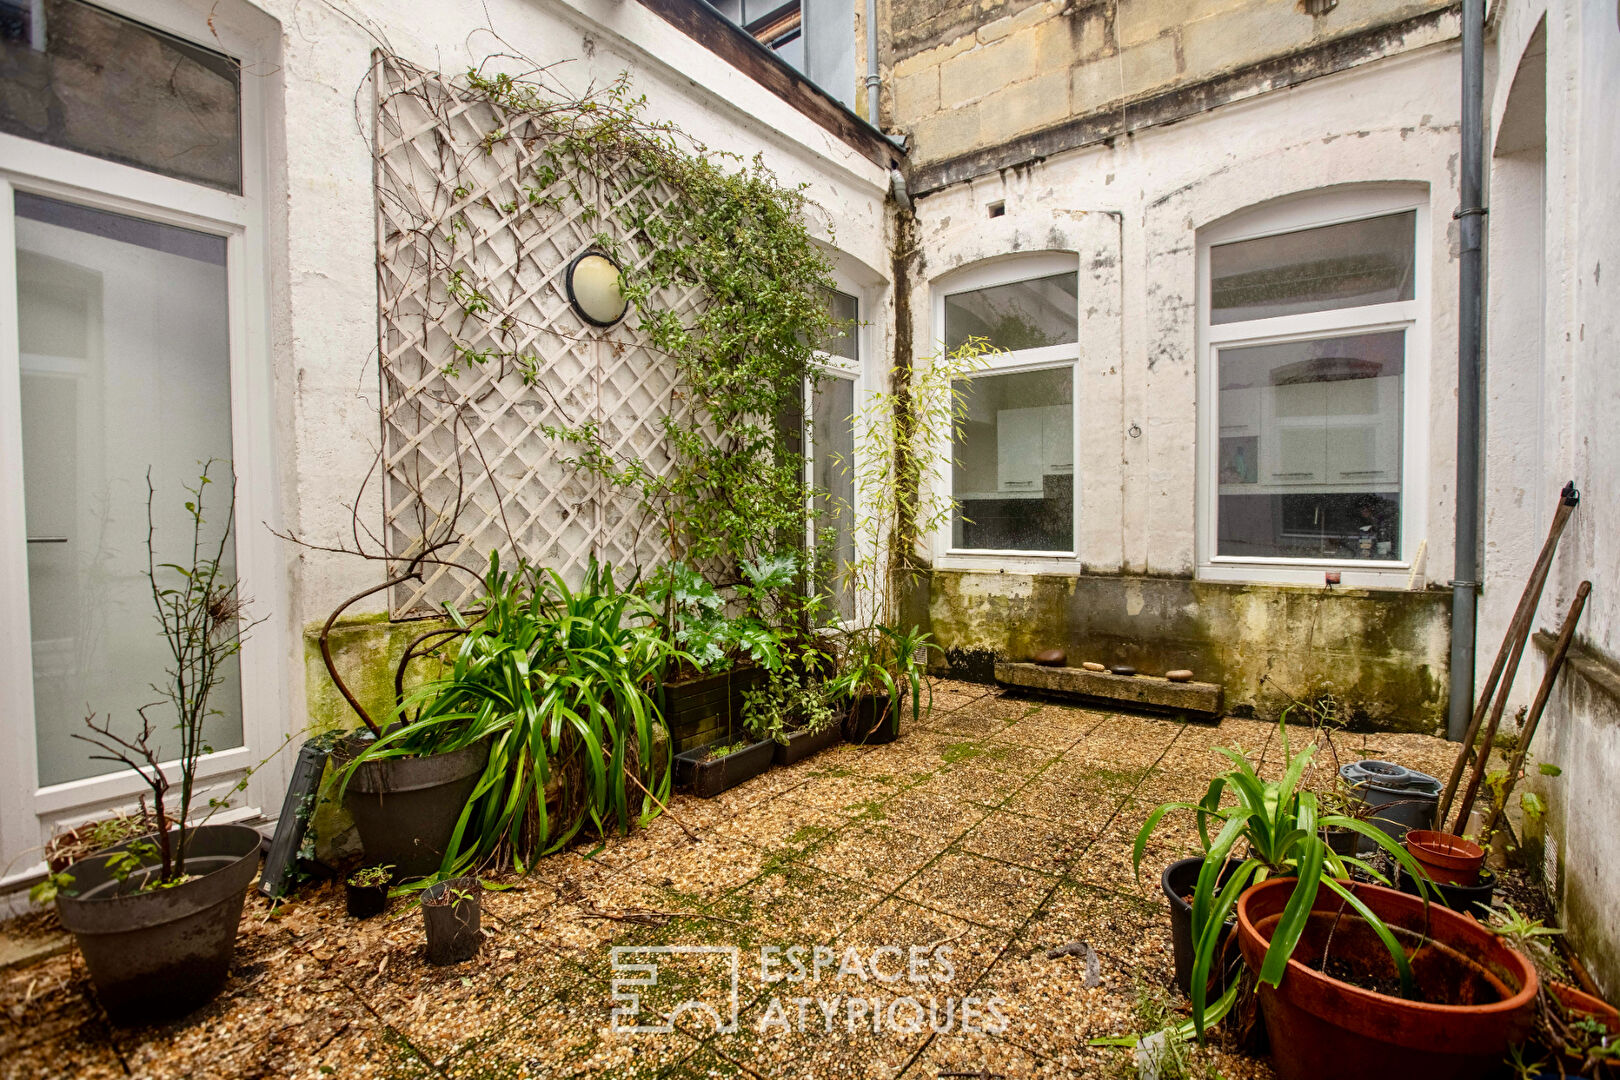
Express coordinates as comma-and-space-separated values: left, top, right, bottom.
421, 876, 482, 965
1161, 856, 1241, 999
773, 723, 842, 766
1404, 829, 1485, 886
54, 823, 263, 1025
845, 694, 897, 745
675, 739, 774, 798
345, 880, 390, 919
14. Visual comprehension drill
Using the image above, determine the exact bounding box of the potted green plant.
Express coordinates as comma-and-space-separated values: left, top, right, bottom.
345, 865, 393, 919
1132, 718, 1442, 1035
421, 876, 482, 965
39, 466, 266, 1025
646, 558, 788, 754
339, 556, 676, 878
827, 624, 938, 745
748, 661, 843, 766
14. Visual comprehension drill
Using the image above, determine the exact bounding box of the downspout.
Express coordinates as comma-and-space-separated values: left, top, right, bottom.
1447, 0, 1486, 741
865, 0, 880, 123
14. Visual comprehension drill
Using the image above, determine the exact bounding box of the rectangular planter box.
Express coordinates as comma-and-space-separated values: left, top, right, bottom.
660, 665, 765, 754
675, 738, 774, 798
772, 723, 843, 766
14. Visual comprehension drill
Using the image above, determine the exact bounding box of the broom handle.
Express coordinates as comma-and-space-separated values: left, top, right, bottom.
1472, 582, 1589, 838
1436, 483, 1578, 824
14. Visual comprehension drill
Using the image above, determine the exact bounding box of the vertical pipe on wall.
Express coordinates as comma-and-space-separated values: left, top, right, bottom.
865, 0, 880, 123
1448, 0, 1486, 741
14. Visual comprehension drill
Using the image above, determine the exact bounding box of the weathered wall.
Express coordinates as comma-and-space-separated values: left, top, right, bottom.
1483, 0, 1620, 996
927, 571, 1451, 730
895, 41, 1462, 726
235, 0, 893, 740
884, 0, 1458, 186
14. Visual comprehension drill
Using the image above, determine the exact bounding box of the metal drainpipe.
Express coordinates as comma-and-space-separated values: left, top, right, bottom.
1448, 0, 1486, 742
865, 0, 881, 123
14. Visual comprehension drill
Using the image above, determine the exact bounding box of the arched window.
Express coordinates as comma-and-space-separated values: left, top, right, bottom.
1198, 187, 1429, 584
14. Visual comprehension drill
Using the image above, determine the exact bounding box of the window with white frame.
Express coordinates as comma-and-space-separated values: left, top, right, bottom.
940, 258, 1079, 554
1200, 191, 1424, 575
808, 287, 859, 622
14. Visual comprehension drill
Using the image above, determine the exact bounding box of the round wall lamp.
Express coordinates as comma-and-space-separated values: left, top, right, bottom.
566, 250, 628, 328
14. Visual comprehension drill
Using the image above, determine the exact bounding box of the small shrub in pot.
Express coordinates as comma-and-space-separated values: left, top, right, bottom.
37, 465, 267, 1025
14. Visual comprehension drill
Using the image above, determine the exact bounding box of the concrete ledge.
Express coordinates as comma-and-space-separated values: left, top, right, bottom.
995, 662, 1224, 720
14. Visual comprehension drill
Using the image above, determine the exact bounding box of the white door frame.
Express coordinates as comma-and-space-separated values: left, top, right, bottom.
0, 0, 284, 892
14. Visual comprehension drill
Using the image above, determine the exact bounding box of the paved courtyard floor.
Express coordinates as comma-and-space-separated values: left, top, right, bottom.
0, 680, 1462, 1080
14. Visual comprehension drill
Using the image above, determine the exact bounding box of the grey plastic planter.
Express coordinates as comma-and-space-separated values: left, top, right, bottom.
1338, 759, 1440, 852
675, 738, 774, 798
341, 737, 490, 879
54, 823, 262, 1025
773, 723, 842, 766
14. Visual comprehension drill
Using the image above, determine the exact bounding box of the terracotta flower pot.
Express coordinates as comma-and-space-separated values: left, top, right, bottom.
1548, 981, 1620, 1074
1405, 829, 1485, 887
1235, 877, 1537, 1080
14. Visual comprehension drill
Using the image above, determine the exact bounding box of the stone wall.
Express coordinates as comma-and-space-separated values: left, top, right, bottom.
925, 570, 1451, 731
885, 0, 1458, 187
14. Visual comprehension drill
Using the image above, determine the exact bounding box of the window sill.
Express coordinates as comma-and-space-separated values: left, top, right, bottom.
1198, 560, 1422, 590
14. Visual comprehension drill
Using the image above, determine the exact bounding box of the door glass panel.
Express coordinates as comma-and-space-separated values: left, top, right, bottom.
0, 0, 242, 192
1215, 330, 1404, 560
16, 192, 241, 786
811, 374, 855, 623
951, 367, 1074, 551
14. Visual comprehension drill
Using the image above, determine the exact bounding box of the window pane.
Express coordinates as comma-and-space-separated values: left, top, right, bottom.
811, 375, 855, 622
0, 0, 242, 192
1211, 212, 1415, 324
1216, 331, 1404, 561
16, 192, 241, 785
951, 368, 1073, 551
819, 287, 858, 361
944, 271, 1078, 353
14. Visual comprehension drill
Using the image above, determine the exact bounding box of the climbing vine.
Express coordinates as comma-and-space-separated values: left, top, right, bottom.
372, 51, 842, 609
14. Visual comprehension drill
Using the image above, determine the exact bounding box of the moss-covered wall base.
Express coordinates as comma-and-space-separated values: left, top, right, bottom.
926, 571, 1451, 733
300, 613, 453, 864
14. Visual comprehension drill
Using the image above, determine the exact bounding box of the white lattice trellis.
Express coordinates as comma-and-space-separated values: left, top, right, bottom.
373, 54, 707, 615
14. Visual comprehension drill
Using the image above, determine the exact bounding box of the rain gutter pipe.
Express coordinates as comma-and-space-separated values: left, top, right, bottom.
1448, 0, 1486, 741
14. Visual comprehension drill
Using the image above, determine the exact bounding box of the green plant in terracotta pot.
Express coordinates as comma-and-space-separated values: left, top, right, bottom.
1132, 718, 1442, 1038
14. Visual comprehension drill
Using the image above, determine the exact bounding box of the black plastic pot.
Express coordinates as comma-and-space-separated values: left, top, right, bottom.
773, 723, 842, 766
340, 737, 490, 880
54, 823, 263, 1025
421, 876, 482, 965
675, 738, 774, 798
1324, 827, 1360, 858
346, 881, 389, 919
845, 694, 897, 745
1396, 864, 1498, 915
1162, 856, 1241, 999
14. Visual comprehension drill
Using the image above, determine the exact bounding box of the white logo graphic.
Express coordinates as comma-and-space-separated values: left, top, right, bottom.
610, 945, 741, 1034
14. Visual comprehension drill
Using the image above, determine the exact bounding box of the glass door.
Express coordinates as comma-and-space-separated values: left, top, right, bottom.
14, 192, 243, 787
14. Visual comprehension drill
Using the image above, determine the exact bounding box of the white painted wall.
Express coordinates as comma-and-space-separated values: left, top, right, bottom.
1483, 0, 1620, 994
223, 0, 893, 726
906, 44, 1463, 587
